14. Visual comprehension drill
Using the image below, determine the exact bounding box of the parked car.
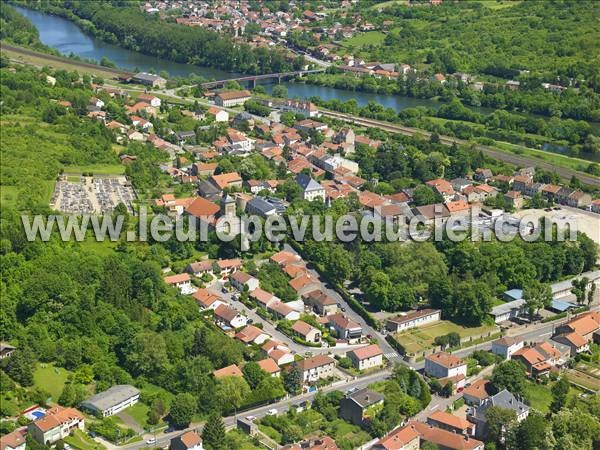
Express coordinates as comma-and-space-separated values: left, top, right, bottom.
245, 415, 257, 421
146, 438, 156, 445
266, 408, 278, 416
88, 432, 97, 438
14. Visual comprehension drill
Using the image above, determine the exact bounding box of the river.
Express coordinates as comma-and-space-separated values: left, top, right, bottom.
14, 5, 484, 114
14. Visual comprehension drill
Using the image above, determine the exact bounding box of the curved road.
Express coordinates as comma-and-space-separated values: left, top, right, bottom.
321, 110, 600, 188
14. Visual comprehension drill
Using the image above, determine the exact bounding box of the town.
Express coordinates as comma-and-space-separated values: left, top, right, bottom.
1, 1, 599, 450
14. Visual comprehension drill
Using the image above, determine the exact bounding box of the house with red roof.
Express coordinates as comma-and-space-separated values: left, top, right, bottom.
347, 344, 383, 371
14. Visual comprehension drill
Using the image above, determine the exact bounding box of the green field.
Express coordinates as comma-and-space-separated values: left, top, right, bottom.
33, 363, 72, 402
65, 430, 106, 450
63, 164, 125, 175
340, 31, 386, 48
566, 364, 600, 392
394, 320, 498, 354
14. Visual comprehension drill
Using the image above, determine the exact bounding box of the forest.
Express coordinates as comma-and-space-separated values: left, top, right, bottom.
344, 1, 600, 87
16, 0, 305, 75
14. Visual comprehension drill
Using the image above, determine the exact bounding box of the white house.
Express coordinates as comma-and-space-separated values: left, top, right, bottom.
208, 106, 229, 122
491, 337, 524, 360
347, 344, 383, 371
164, 273, 196, 295
268, 301, 301, 321
169, 430, 203, 450
137, 93, 161, 108
386, 309, 441, 333
296, 174, 325, 202
81, 385, 140, 417
214, 304, 247, 329
0, 429, 26, 450
424, 352, 467, 379
230, 271, 260, 292
298, 355, 335, 383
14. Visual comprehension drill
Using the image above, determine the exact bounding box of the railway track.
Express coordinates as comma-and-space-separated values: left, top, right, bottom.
321, 110, 600, 188
0, 42, 132, 78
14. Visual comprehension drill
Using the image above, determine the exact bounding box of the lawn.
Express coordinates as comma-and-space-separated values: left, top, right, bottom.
340, 31, 386, 48
394, 320, 498, 354
65, 430, 106, 450
566, 365, 600, 392
123, 402, 166, 431
523, 382, 553, 413
63, 164, 125, 175
33, 363, 72, 402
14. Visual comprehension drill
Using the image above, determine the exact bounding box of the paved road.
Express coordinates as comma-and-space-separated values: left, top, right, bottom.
282, 243, 404, 365
320, 110, 600, 187
119, 369, 391, 450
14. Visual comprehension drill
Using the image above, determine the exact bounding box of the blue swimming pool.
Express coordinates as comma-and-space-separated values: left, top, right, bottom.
31, 411, 45, 419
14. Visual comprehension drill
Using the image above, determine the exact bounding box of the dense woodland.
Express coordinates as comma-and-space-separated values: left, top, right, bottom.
342, 1, 600, 87
16, 0, 305, 75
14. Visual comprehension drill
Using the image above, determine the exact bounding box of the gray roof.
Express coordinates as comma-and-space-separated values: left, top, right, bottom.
347, 388, 384, 408
175, 130, 196, 139
247, 197, 276, 214
133, 72, 165, 82
295, 174, 323, 192
473, 389, 529, 421
199, 180, 220, 195
81, 385, 140, 411
490, 298, 526, 317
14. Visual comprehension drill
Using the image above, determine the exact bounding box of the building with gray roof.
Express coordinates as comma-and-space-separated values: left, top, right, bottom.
295, 174, 325, 202
246, 197, 277, 217
468, 389, 529, 439
81, 385, 140, 417
340, 388, 384, 425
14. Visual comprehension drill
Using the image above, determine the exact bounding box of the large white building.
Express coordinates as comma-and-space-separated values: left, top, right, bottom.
81, 385, 140, 417
386, 309, 441, 333
424, 352, 467, 379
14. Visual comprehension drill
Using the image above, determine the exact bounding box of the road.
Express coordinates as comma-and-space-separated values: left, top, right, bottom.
282, 243, 404, 365
118, 369, 391, 450
320, 110, 600, 188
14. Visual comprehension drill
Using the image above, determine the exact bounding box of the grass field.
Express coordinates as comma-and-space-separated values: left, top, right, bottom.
65, 430, 106, 450
63, 164, 125, 175
394, 321, 498, 354
33, 364, 72, 402
566, 363, 600, 392
523, 382, 553, 413
340, 31, 386, 48
124, 402, 167, 431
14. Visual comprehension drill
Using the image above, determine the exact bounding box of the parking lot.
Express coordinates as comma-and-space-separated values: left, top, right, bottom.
50, 175, 136, 214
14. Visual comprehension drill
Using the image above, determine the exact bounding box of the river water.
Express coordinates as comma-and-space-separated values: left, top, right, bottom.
14, 5, 470, 113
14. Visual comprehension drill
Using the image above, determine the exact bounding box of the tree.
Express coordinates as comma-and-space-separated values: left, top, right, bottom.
169, 393, 197, 428
242, 361, 266, 389
485, 406, 517, 446
272, 85, 288, 98
550, 376, 570, 413
215, 376, 251, 412
202, 413, 226, 450
571, 277, 588, 305
490, 361, 527, 397
515, 411, 550, 450
283, 363, 302, 395
412, 185, 437, 206
523, 280, 552, 318
5, 348, 35, 386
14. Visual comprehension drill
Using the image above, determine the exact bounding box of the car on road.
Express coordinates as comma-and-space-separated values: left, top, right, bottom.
247, 318, 254, 324
266, 408, 278, 416
245, 415, 257, 421
88, 432, 97, 438
146, 438, 156, 445
164, 427, 175, 433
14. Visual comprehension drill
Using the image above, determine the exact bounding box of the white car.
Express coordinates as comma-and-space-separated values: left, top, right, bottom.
245, 415, 257, 421
146, 438, 156, 445
266, 408, 278, 416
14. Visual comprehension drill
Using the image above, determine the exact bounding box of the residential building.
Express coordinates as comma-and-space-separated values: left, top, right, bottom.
347, 344, 383, 371
250, 288, 278, 309
246, 197, 277, 217
340, 388, 384, 425
0, 429, 26, 450
209, 172, 243, 191
292, 320, 321, 343
235, 325, 270, 345
427, 411, 474, 436
504, 190, 524, 209
553, 332, 590, 357
262, 340, 294, 366
289, 274, 321, 297
303, 290, 338, 316
410, 421, 484, 450
491, 336, 524, 360
296, 173, 326, 202
468, 390, 529, 439
424, 352, 467, 380
81, 385, 140, 417
230, 271, 260, 292
328, 313, 362, 340
137, 93, 161, 107
386, 309, 441, 333
284, 437, 338, 450
28, 406, 85, 445
462, 379, 493, 406
0, 343, 15, 359
207, 106, 229, 122
490, 297, 526, 323
164, 273, 195, 295
193, 289, 226, 311
268, 301, 301, 321
213, 364, 243, 379
215, 90, 252, 107
510, 342, 562, 378
214, 304, 247, 329
298, 354, 335, 383
372, 424, 420, 450
257, 358, 282, 377
279, 99, 320, 118
186, 260, 214, 278
426, 178, 455, 201
169, 430, 203, 450
555, 311, 600, 340
131, 72, 166, 88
